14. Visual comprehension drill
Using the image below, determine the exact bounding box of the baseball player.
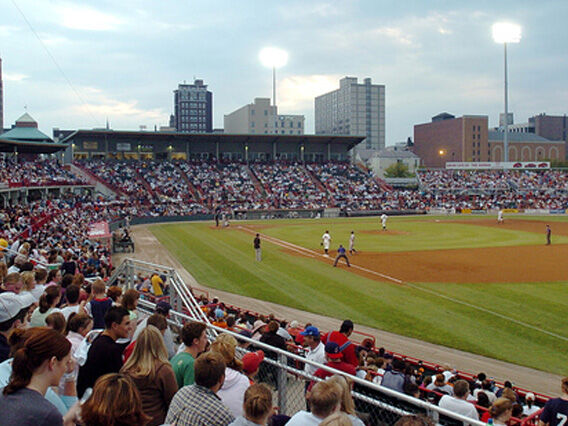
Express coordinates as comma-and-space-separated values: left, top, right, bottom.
380, 214, 388, 231
349, 231, 357, 255
321, 230, 331, 256
497, 209, 504, 224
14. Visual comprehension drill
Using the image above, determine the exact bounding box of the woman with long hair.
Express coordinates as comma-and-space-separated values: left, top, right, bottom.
0, 327, 78, 426
80, 373, 150, 426
229, 383, 275, 426
327, 375, 365, 426
489, 397, 513, 425
29, 285, 61, 327
120, 325, 177, 426
210, 333, 251, 418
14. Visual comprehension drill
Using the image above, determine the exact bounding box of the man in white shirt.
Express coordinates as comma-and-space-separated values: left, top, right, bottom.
380, 214, 388, 231
439, 380, 479, 421
301, 326, 326, 376
321, 231, 331, 256
286, 380, 341, 425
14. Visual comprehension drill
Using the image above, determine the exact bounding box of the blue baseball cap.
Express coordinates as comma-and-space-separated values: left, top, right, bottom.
324, 341, 343, 359
300, 326, 320, 337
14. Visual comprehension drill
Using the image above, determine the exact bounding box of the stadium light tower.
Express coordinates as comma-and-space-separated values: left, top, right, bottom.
492, 22, 521, 162
259, 47, 288, 107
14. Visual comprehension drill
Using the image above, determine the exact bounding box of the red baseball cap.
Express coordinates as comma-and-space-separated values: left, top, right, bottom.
242, 350, 265, 375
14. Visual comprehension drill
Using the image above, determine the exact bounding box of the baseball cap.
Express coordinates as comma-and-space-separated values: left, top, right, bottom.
0, 292, 32, 323
242, 350, 264, 375
525, 392, 535, 401
0, 238, 8, 252
324, 341, 343, 359
155, 300, 172, 313
300, 325, 320, 338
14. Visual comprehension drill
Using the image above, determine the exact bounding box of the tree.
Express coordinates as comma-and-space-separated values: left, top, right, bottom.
384, 162, 414, 178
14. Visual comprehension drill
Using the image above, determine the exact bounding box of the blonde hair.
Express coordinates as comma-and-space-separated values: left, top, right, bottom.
20, 271, 35, 291
489, 397, 513, 419
92, 279, 106, 295
327, 375, 356, 415
210, 333, 243, 372
243, 383, 273, 422
121, 325, 168, 380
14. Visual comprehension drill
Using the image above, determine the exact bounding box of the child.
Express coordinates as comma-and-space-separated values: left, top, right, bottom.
87, 279, 113, 329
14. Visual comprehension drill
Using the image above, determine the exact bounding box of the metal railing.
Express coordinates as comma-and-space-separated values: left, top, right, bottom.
111, 257, 489, 426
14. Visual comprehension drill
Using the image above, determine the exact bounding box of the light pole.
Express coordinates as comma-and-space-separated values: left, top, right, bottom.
259, 47, 288, 107
492, 22, 521, 162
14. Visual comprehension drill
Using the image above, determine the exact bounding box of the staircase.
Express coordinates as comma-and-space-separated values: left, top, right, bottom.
135, 168, 159, 201
243, 165, 266, 197
175, 163, 201, 201
355, 161, 392, 191
71, 162, 125, 198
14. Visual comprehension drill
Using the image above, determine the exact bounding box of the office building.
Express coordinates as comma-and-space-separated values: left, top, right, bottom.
315, 77, 385, 160
173, 79, 212, 133
224, 98, 304, 135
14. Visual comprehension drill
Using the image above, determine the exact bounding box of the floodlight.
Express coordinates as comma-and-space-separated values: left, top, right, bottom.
259, 47, 289, 69
492, 23, 522, 44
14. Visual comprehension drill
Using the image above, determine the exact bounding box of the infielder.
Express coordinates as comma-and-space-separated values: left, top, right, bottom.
380, 214, 388, 231
349, 231, 357, 255
321, 230, 331, 256
497, 209, 504, 224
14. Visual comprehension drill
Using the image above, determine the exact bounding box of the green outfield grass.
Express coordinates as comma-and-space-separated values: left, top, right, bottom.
150, 216, 568, 375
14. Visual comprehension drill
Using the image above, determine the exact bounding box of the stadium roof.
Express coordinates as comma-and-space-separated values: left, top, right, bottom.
60, 129, 366, 149
488, 130, 561, 144
373, 149, 419, 159
0, 113, 65, 153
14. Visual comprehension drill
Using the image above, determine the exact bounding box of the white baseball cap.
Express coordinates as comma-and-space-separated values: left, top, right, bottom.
0, 292, 34, 323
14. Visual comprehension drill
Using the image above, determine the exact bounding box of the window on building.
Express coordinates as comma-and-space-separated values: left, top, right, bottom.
298, 122, 302, 128
251, 110, 255, 116
264, 123, 268, 128
264, 110, 268, 116
251, 122, 255, 127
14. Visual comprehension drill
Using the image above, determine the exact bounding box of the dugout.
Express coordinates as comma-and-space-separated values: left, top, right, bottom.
58, 129, 365, 163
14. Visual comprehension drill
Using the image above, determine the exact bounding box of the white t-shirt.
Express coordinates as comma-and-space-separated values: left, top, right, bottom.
322, 233, 331, 249
439, 395, 479, 420
59, 305, 80, 321
304, 342, 326, 376
286, 410, 325, 425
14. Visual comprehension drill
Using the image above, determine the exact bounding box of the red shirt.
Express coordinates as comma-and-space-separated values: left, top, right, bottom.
327, 331, 358, 367
309, 361, 357, 392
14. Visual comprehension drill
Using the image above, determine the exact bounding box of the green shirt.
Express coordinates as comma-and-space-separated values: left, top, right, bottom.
171, 351, 195, 388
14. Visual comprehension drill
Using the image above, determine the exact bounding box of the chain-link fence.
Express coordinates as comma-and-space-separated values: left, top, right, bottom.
111, 258, 487, 426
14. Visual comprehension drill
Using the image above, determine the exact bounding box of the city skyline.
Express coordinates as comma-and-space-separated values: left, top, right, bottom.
1, 1, 567, 144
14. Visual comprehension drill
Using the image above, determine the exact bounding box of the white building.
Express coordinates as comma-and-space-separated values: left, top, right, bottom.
224, 98, 304, 135
368, 148, 419, 178
315, 77, 385, 160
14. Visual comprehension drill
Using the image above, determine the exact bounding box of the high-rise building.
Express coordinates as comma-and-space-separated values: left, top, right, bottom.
0, 57, 4, 133
173, 79, 212, 133
315, 77, 385, 160
224, 98, 304, 135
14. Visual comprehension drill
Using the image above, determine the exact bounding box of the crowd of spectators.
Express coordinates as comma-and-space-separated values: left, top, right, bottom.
0, 158, 86, 187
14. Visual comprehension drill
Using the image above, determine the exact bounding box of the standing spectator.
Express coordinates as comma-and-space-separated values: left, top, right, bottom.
29, 286, 61, 328
80, 373, 150, 426
133, 300, 175, 359
253, 233, 261, 261
151, 273, 164, 296
166, 351, 235, 426
327, 375, 365, 426
229, 383, 274, 426
124, 313, 168, 362
438, 380, 479, 421
287, 380, 342, 425
539, 377, 568, 426
259, 320, 287, 354
326, 320, 358, 368
60, 252, 76, 276
301, 326, 326, 376
170, 321, 208, 388
77, 306, 131, 397
58, 285, 84, 320
0, 327, 79, 426
87, 279, 113, 329
121, 325, 178, 426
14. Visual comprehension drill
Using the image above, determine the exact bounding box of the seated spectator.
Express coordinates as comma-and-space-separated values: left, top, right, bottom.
166, 351, 235, 426
381, 358, 407, 394
210, 334, 250, 417
522, 392, 539, 417
229, 383, 274, 426
539, 377, 568, 426
45, 312, 66, 334
170, 321, 208, 388
301, 326, 326, 377
0, 327, 79, 426
106, 286, 123, 305
80, 373, 151, 426
438, 379, 479, 421
312, 342, 357, 385
426, 373, 453, 396
325, 320, 358, 368
287, 379, 342, 425
242, 350, 264, 381
30, 286, 61, 328
473, 379, 496, 403
58, 285, 84, 320
121, 325, 178, 426
0, 292, 34, 362
327, 375, 365, 426
1, 272, 23, 294
77, 306, 131, 397
488, 397, 513, 425
259, 320, 286, 353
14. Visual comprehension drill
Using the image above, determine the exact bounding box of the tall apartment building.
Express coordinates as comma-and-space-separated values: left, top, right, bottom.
315, 77, 385, 160
224, 98, 304, 135
173, 79, 212, 133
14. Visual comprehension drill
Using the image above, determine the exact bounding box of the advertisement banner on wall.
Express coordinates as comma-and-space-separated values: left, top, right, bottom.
446, 162, 550, 170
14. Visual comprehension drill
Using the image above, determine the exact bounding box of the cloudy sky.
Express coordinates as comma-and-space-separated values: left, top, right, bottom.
1, 0, 567, 144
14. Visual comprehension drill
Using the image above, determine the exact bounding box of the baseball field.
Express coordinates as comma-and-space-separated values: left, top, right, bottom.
150, 215, 568, 376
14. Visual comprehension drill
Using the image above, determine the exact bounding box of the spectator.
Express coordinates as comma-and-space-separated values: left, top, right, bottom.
77, 306, 131, 397
312, 342, 357, 384
0, 327, 79, 426
259, 320, 287, 354
170, 321, 208, 387
124, 313, 168, 362
426, 373, 454, 396
106, 286, 123, 305
242, 350, 264, 381
523, 392, 540, 417
381, 358, 406, 394
30, 285, 61, 328
327, 375, 365, 426
87, 279, 113, 330
489, 397, 513, 425
2, 272, 24, 294
326, 319, 358, 368
0, 292, 33, 362
287, 379, 342, 425
394, 415, 435, 426
166, 351, 235, 426
210, 334, 251, 418
121, 288, 140, 323
438, 379, 479, 421
301, 325, 326, 376
45, 312, 66, 334
80, 373, 151, 426
539, 377, 568, 426
319, 412, 353, 426
229, 383, 274, 426
58, 285, 84, 320
132, 300, 175, 359
121, 325, 178, 426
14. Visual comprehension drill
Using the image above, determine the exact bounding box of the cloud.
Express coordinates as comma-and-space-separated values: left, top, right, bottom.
53, 3, 125, 31
3, 72, 28, 82
278, 74, 341, 112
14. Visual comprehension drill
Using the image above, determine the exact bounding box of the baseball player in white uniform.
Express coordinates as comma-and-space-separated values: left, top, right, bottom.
321, 230, 331, 256
349, 231, 357, 255
497, 209, 504, 224
380, 214, 388, 231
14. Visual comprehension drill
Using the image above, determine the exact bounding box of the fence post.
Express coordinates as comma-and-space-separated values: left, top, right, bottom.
277, 353, 288, 413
